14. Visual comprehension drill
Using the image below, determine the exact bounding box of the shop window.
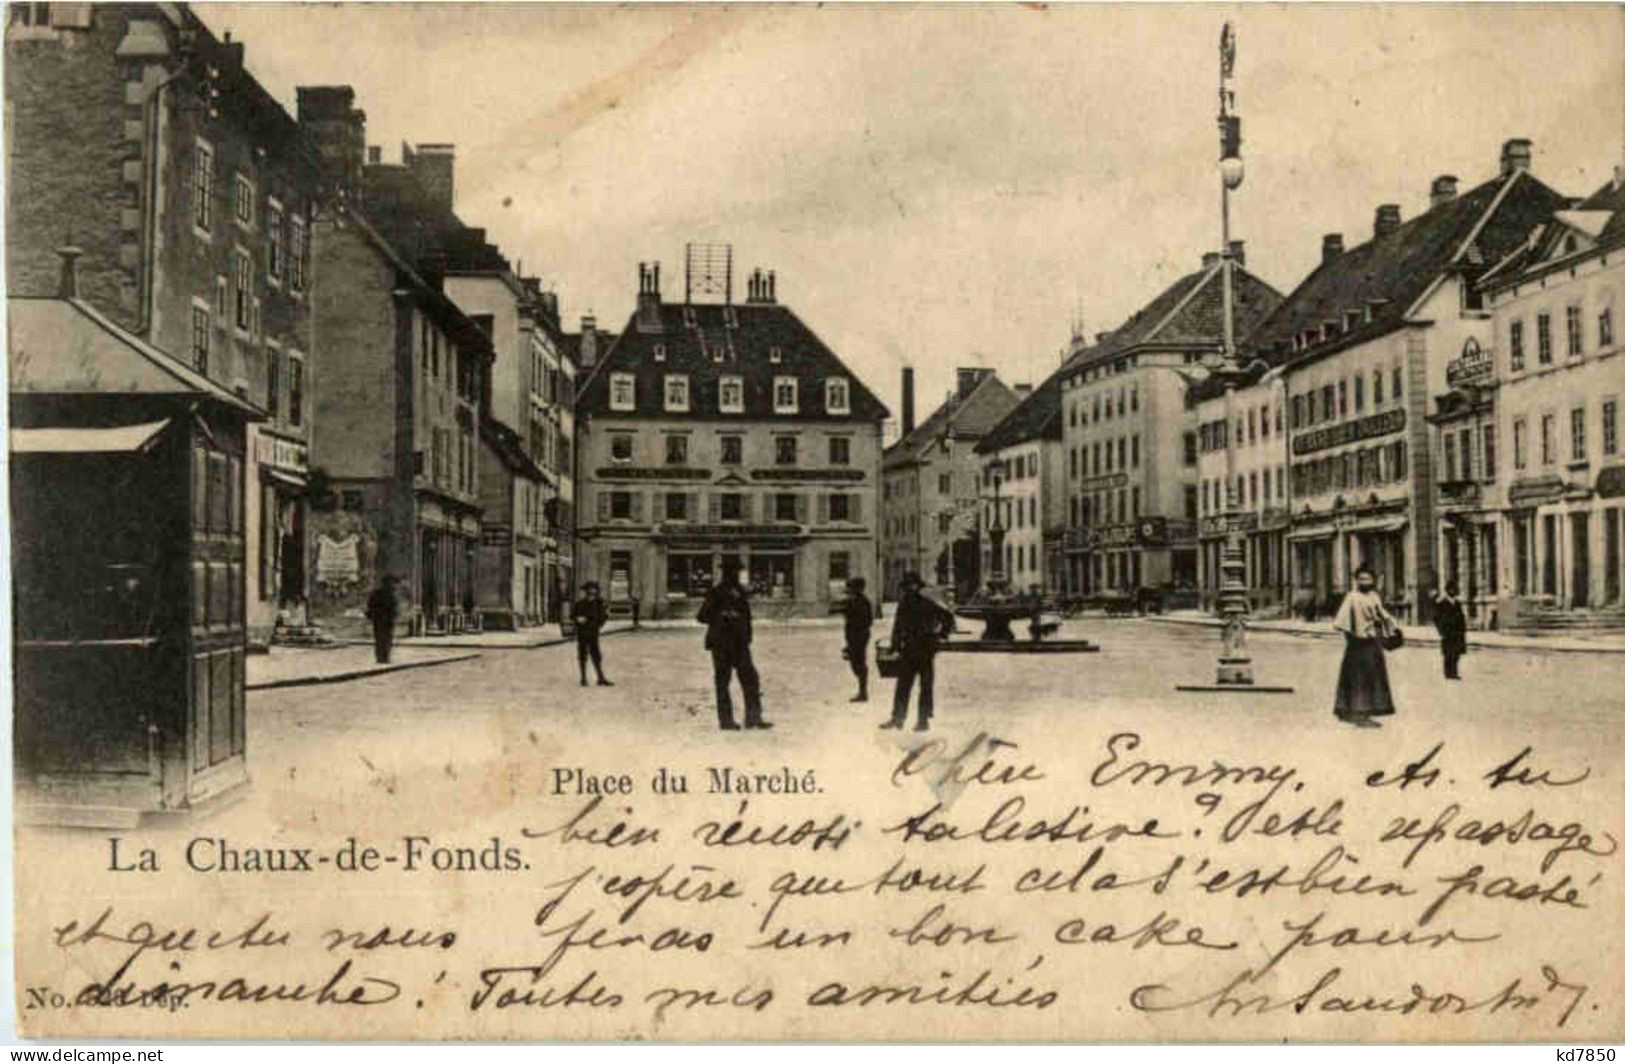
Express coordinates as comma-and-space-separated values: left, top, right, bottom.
749, 553, 795, 600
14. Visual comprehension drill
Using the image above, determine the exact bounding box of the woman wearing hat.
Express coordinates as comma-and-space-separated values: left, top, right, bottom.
1331, 566, 1399, 727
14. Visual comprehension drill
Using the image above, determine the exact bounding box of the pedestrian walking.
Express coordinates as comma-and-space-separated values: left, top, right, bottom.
630, 593, 642, 630
882, 571, 953, 732
572, 581, 612, 687
1331, 566, 1400, 728
841, 577, 874, 702
696, 562, 770, 731
364, 575, 400, 664
1432, 581, 1468, 680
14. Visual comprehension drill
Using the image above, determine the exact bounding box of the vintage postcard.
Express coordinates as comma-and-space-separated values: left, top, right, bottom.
6, 0, 1624, 1044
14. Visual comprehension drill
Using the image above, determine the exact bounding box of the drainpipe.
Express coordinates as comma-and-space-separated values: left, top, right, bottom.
137, 60, 192, 338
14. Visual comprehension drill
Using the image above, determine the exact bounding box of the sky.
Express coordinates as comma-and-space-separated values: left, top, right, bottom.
202, 3, 1624, 435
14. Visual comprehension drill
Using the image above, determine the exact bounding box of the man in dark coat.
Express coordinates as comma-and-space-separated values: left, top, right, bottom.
696, 562, 769, 731
842, 577, 874, 702
1433, 580, 1468, 680
883, 571, 953, 732
572, 581, 612, 687
365, 575, 400, 664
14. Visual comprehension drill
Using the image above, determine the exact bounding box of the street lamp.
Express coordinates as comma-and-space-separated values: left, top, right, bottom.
1178, 21, 1293, 694
986, 466, 1007, 591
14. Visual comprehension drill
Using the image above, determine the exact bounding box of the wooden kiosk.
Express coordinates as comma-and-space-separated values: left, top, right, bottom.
9, 295, 263, 827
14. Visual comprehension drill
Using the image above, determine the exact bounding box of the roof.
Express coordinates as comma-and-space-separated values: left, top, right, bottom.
975, 347, 1095, 455
7, 297, 263, 416
480, 416, 551, 484
1066, 262, 1283, 377
1481, 176, 1625, 292
362, 165, 513, 276
1251, 167, 1569, 368
884, 372, 1020, 470
577, 300, 889, 423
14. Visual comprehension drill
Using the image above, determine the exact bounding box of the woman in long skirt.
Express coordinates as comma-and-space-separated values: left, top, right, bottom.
1332, 566, 1398, 727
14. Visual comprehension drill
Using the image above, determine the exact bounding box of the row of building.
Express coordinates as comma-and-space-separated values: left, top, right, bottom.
884, 138, 1625, 632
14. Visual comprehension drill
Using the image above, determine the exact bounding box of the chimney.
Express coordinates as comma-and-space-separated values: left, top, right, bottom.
296, 85, 367, 200
219, 31, 244, 70
766, 270, 776, 303
1500, 138, 1533, 176
635, 262, 663, 332
1430, 174, 1459, 208
1374, 203, 1402, 239
56, 245, 83, 299
579, 315, 598, 368
406, 143, 456, 211
1228, 240, 1246, 268
1322, 233, 1345, 264
1202, 251, 1221, 270
902, 367, 916, 436
745, 267, 777, 305
1014, 383, 1034, 397
956, 367, 992, 400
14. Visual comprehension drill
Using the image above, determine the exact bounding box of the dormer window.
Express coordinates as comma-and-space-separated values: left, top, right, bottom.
609, 372, 635, 412
653, 343, 667, 362
664, 374, 690, 413
719, 375, 744, 414
769, 346, 783, 364
825, 377, 851, 415
724, 307, 738, 329
682, 306, 697, 329
773, 376, 798, 414
1344, 310, 1361, 332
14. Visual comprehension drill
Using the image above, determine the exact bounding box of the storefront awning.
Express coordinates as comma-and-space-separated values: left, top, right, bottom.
10, 419, 170, 455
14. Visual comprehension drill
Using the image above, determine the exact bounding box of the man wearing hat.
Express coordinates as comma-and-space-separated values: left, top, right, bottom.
883, 570, 953, 731
841, 577, 874, 702
365, 574, 401, 664
572, 581, 612, 687
696, 561, 769, 730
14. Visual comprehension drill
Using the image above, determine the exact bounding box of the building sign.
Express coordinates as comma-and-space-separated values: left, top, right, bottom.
1078, 472, 1129, 492
315, 534, 360, 588
658, 523, 804, 538
1598, 465, 1625, 500
1292, 408, 1406, 456
1089, 516, 1169, 549
750, 468, 866, 482
255, 434, 309, 473
596, 467, 710, 481
1446, 337, 1495, 389
1200, 512, 1259, 538
1507, 475, 1567, 506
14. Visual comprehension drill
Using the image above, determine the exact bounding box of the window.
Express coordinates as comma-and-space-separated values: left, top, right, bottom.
289, 215, 307, 293
1184, 484, 1198, 520
1571, 407, 1587, 462
1513, 418, 1528, 470
1117, 437, 1127, 470
720, 435, 743, 465
1373, 370, 1384, 406
773, 493, 799, 522
1567, 305, 1584, 358
773, 376, 798, 413
826, 377, 850, 414
1337, 380, 1347, 417
652, 343, 666, 363
769, 346, 783, 364
190, 301, 210, 373
719, 493, 743, 521
266, 199, 284, 281
1482, 423, 1496, 480
829, 437, 850, 465
265, 345, 281, 421
775, 436, 798, 466
1444, 433, 1457, 481
1603, 400, 1619, 457
1353, 375, 1365, 412
1392, 365, 1403, 401
1321, 385, 1335, 422
1131, 434, 1140, 468
664, 374, 689, 413
1537, 312, 1553, 364
719, 375, 744, 413
234, 173, 255, 229
665, 434, 688, 465
1510, 319, 1525, 371
609, 372, 635, 411
610, 435, 633, 463
1601, 307, 1615, 350
1541, 413, 1556, 466
610, 491, 633, 520
938, 472, 951, 494
194, 139, 214, 234
1184, 431, 1197, 466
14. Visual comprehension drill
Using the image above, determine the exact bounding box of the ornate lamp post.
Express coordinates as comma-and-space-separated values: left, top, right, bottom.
986, 466, 1007, 591
1178, 21, 1293, 694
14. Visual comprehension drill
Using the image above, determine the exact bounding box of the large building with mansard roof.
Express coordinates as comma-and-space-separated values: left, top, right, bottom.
575, 260, 889, 618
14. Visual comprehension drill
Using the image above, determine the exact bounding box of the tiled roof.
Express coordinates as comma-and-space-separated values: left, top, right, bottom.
1069, 263, 1283, 375
975, 348, 1095, 455
1482, 177, 1624, 291
1250, 168, 1569, 368
361, 166, 511, 275
577, 301, 888, 423
8, 297, 263, 416
883, 373, 1020, 469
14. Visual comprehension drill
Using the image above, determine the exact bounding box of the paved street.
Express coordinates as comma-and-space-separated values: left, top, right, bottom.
128, 617, 1621, 840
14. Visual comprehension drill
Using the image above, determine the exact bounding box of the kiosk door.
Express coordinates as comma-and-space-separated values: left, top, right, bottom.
187, 437, 247, 801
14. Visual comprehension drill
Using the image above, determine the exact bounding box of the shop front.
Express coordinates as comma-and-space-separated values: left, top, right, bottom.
253, 430, 310, 643
415, 496, 482, 634
651, 525, 811, 619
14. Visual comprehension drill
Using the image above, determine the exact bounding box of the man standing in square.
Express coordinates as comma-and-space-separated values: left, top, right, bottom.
697, 561, 770, 731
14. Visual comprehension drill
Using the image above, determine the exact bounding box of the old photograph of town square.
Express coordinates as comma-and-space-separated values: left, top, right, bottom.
4, 1, 1625, 1047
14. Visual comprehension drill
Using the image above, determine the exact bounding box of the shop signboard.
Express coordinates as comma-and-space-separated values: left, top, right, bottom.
1292, 408, 1406, 456
1445, 337, 1495, 389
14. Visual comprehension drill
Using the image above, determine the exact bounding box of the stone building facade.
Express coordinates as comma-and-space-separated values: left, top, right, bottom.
6, 3, 323, 644
576, 264, 888, 618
